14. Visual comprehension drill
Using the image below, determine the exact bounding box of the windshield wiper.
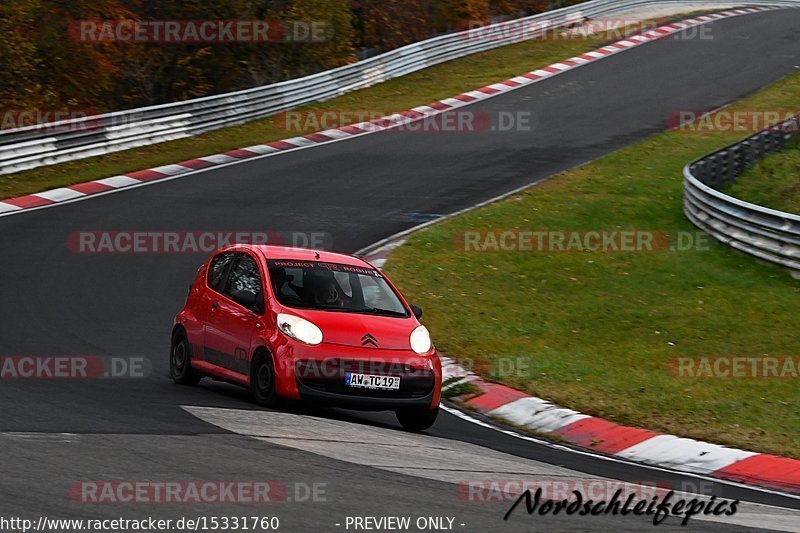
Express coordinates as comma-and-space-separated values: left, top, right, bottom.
305, 305, 355, 312
359, 307, 408, 317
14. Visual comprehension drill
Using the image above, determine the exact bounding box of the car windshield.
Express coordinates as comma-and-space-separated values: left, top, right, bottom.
267, 259, 409, 318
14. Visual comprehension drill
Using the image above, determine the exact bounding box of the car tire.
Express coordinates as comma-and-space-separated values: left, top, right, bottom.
251, 350, 278, 407
396, 406, 439, 431
170, 330, 201, 385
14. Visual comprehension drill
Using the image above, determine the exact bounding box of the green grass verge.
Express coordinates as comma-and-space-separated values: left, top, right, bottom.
441, 381, 484, 400
726, 136, 800, 214
2, 14, 694, 200
384, 72, 800, 459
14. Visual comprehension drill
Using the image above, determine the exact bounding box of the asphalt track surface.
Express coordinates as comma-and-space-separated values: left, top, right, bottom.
1, 9, 800, 532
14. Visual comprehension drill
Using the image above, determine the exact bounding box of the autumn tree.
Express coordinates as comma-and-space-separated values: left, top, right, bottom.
243, 0, 355, 85
0, 0, 49, 111
350, 0, 431, 51
112, 0, 355, 106
34, 0, 131, 108
489, 0, 549, 17
1, 0, 589, 114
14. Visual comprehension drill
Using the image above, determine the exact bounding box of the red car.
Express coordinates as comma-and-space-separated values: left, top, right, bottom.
171, 244, 442, 430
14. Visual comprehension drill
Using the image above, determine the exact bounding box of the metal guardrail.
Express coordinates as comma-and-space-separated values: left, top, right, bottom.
0, 0, 791, 175
683, 114, 800, 278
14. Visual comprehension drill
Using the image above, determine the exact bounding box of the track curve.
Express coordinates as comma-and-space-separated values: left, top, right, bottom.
1, 9, 800, 531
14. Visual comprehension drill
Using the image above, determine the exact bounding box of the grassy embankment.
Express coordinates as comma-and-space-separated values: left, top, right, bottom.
385, 72, 800, 458
727, 135, 800, 214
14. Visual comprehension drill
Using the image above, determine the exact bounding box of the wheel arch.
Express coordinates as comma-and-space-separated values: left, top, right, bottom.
172, 323, 188, 341
250, 345, 274, 373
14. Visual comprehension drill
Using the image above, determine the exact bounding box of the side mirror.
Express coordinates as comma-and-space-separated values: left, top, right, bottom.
410, 304, 423, 320
230, 289, 258, 310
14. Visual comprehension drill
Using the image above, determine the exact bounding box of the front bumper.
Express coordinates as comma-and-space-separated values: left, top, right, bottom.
272, 339, 442, 411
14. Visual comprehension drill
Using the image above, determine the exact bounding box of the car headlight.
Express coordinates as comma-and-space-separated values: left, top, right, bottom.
410, 325, 432, 354
277, 313, 323, 346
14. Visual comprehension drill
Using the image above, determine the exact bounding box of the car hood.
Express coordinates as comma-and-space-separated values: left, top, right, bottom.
284, 309, 417, 350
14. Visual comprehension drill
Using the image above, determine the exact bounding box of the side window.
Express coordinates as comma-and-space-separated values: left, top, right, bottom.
207, 252, 234, 292
224, 254, 263, 310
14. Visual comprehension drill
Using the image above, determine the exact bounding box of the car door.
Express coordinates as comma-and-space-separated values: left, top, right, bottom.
203, 252, 263, 376
196, 251, 235, 363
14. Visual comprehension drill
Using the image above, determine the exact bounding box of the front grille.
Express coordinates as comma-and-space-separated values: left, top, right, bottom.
296, 359, 434, 399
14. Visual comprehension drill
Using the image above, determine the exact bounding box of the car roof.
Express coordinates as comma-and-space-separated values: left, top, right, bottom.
242, 245, 371, 268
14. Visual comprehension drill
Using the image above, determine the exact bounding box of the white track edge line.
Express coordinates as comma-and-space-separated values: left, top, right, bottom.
439, 405, 800, 501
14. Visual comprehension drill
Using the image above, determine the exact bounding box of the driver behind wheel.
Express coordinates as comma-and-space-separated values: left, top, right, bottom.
313, 273, 343, 307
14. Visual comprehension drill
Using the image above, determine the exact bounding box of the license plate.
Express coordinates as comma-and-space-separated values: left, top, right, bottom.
345, 372, 401, 390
